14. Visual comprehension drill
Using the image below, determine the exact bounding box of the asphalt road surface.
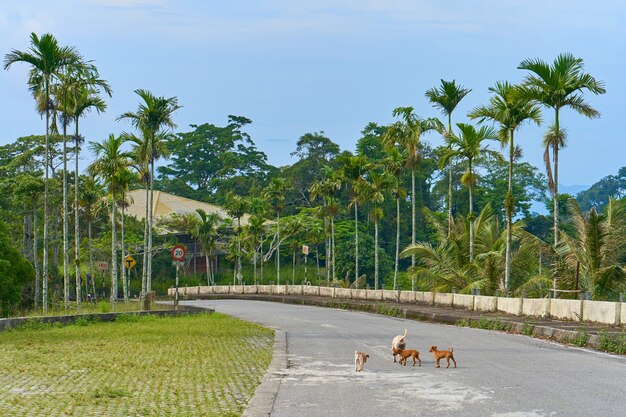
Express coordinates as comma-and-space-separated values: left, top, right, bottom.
185, 299, 626, 417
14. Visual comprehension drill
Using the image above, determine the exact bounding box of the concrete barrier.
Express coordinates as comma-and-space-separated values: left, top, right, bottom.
522, 298, 550, 317
583, 300, 618, 324
434, 293, 453, 307
621, 303, 626, 325
382, 290, 398, 302
474, 296, 497, 312
335, 288, 351, 299
453, 294, 474, 310
243, 285, 258, 294
368, 290, 383, 301
303, 285, 320, 297
287, 285, 302, 296
353, 289, 367, 300
399, 291, 416, 303
319, 287, 333, 298
416, 292, 433, 305
550, 299, 582, 321
257, 285, 271, 295
232, 285, 244, 294
498, 297, 522, 316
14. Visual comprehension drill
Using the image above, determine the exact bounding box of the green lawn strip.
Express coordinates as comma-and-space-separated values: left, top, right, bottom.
0, 313, 273, 417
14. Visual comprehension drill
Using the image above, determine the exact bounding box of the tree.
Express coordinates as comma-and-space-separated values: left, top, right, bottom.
383, 148, 406, 289
191, 209, 223, 286
88, 134, 132, 302
557, 198, 625, 299
425, 80, 471, 238
468, 81, 542, 291
4, 32, 80, 312
0, 220, 35, 317
341, 154, 371, 288
442, 123, 500, 263
518, 53, 606, 261
264, 178, 287, 284
115, 167, 137, 302
118, 89, 180, 299
577, 167, 626, 212
382, 107, 441, 274
225, 192, 249, 285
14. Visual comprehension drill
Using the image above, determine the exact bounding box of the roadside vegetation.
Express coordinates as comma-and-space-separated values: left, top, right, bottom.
0, 313, 273, 417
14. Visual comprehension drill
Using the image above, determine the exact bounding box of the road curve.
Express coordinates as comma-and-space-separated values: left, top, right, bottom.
184, 299, 626, 417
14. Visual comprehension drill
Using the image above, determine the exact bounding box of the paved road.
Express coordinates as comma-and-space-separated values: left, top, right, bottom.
185, 299, 626, 417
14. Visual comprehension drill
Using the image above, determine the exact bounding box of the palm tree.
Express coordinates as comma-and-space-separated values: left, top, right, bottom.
118, 89, 180, 298
341, 155, 371, 288
383, 148, 406, 290
88, 134, 131, 303
264, 178, 287, 285
557, 198, 625, 299
383, 106, 441, 276
468, 81, 542, 292
441, 123, 500, 262
114, 168, 136, 302
80, 175, 104, 300
358, 171, 391, 290
69, 69, 111, 308
225, 192, 249, 285
191, 209, 223, 286
425, 80, 472, 238
518, 53, 606, 261
4, 32, 80, 312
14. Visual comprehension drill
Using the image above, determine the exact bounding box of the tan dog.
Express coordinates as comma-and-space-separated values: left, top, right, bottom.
391, 329, 407, 362
354, 351, 369, 372
393, 347, 421, 367
429, 346, 457, 368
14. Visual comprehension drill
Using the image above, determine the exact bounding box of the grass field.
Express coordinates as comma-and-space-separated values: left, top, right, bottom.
0, 313, 273, 416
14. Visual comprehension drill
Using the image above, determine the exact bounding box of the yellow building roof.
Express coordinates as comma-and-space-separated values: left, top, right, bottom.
125, 189, 252, 231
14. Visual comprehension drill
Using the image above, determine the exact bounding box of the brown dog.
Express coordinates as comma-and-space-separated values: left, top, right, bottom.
429, 346, 457, 368
354, 351, 369, 372
391, 329, 407, 362
392, 347, 421, 367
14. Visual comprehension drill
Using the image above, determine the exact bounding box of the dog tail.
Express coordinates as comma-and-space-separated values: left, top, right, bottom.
355, 350, 358, 355
402, 329, 407, 338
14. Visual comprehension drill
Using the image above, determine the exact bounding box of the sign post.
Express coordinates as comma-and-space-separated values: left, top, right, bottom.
302, 245, 309, 283
171, 246, 187, 309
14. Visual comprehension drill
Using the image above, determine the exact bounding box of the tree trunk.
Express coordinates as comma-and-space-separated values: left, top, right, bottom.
553, 110, 560, 292
141, 182, 149, 299
206, 253, 210, 285
121, 204, 128, 302
74, 120, 82, 310
147, 163, 155, 293
43, 79, 50, 314
88, 219, 96, 302
411, 168, 416, 290
394, 196, 400, 290
504, 130, 514, 293
354, 202, 359, 289
331, 215, 336, 282
33, 205, 41, 309
237, 218, 242, 284
469, 159, 474, 263
374, 218, 379, 290
277, 212, 281, 285
447, 115, 453, 239
62, 105, 70, 311
111, 199, 118, 303
292, 250, 296, 283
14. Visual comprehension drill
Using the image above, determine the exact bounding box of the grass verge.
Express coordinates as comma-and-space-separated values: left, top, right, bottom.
0, 313, 273, 417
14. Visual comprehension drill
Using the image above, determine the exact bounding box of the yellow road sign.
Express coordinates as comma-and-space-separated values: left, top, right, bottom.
124, 255, 137, 270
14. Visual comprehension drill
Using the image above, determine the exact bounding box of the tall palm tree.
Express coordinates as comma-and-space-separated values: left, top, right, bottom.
518, 53, 606, 261
114, 168, 136, 302
468, 81, 542, 292
69, 69, 111, 308
118, 89, 180, 298
383, 148, 407, 290
341, 155, 371, 288
358, 171, 391, 290
4, 32, 80, 312
383, 106, 441, 275
80, 175, 104, 300
88, 134, 131, 303
425, 80, 472, 238
441, 123, 500, 262
225, 192, 249, 285
191, 209, 223, 286
264, 178, 287, 285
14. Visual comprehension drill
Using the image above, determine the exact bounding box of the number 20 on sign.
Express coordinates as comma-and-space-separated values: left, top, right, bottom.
171, 245, 186, 261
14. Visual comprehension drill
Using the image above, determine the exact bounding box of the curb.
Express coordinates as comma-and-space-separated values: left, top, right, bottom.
243, 329, 288, 417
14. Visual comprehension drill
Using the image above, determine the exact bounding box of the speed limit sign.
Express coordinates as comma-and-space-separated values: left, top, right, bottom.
171, 245, 186, 261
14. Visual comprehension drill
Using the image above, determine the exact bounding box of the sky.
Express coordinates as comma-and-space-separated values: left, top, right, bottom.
1, 0, 625, 188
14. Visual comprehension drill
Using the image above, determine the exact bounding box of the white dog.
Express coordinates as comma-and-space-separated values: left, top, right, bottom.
391, 329, 407, 362
354, 351, 369, 372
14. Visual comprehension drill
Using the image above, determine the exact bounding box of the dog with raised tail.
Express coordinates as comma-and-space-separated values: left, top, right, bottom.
391, 329, 407, 362
354, 351, 369, 372
429, 346, 457, 368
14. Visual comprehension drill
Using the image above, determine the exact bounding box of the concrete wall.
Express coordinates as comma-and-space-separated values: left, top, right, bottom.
582, 300, 617, 324
453, 294, 474, 310
550, 299, 582, 321
498, 297, 522, 316
474, 296, 497, 312
174, 285, 623, 324
434, 293, 453, 307
521, 298, 550, 317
